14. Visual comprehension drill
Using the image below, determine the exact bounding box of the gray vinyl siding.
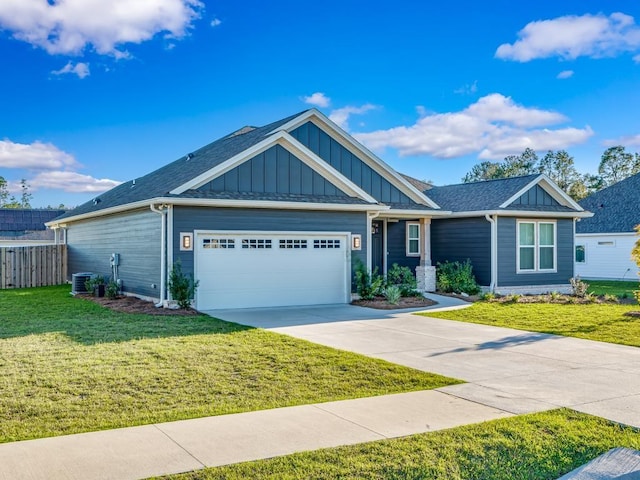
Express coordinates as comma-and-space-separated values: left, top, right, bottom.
172, 207, 367, 288
512, 185, 560, 207
66, 209, 162, 298
290, 122, 415, 205
431, 217, 491, 286
497, 217, 574, 286
200, 145, 347, 197
386, 220, 420, 273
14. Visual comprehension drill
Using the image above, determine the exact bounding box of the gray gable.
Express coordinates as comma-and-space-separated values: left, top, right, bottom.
199, 145, 349, 198
428, 175, 576, 213
54, 111, 309, 221
577, 172, 640, 233
290, 121, 416, 205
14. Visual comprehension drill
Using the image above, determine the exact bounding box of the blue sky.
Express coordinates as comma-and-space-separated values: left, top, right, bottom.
1, 0, 639, 207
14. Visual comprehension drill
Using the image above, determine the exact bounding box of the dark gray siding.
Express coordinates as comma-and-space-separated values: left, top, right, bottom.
512, 185, 560, 207
290, 122, 416, 205
67, 209, 162, 298
431, 217, 491, 286
386, 220, 420, 273
199, 145, 348, 197
497, 217, 573, 286
172, 207, 367, 288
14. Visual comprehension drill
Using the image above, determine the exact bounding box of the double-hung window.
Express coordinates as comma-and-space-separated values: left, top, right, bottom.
406, 222, 420, 256
517, 221, 556, 272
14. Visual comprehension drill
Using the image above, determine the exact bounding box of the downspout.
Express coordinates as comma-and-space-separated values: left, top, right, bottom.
150, 204, 167, 307
366, 211, 381, 273
485, 214, 497, 292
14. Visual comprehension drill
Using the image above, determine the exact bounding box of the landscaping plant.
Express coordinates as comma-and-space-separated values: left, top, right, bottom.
168, 260, 199, 309
633, 225, 640, 304
386, 263, 418, 296
353, 260, 384, 300
383, 285, 402, 305
436, 259, 480, 295
569, 276, 589, 298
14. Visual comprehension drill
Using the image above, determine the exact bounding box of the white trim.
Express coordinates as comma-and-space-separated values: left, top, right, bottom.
445, 210, 592, 219
516, 219, 557, 274
380, 209, 452, 218
499, 174, 584, 211
268, 109, 440, 208
169, 131, 377, 204
406, 221, 421, 257
575, 232, 637, 237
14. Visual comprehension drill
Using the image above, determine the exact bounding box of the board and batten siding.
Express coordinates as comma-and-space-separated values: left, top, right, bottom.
198, 145, 349, 197
66, 209, 161, 298
512, 184, 560, 207
431, 217, 492, 286
290, 122, 416, 205
497, 217, 574, 286
172, 206, 367, 281
575, 233, 640, 280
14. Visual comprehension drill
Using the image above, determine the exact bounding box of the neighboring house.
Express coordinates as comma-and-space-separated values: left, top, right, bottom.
0, 209, 66, 244
427, 176, 591, 294
575, 173, 640, 280
48, 109, 591, 309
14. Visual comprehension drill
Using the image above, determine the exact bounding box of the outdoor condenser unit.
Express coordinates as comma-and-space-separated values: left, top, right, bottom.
71, 272, 93, 295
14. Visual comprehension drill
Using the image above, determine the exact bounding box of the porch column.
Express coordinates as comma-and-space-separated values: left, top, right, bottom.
416, 217, 436, 293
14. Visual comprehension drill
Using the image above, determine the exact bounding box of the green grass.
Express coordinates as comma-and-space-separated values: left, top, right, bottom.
0, 285, 459, 443
421, 302, 640, 347
156, 409, 640, 480
586, 279, 639, 298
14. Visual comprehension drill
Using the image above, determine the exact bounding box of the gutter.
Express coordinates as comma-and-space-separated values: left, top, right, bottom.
150, 204, 168, 307
485, 214, 498, 292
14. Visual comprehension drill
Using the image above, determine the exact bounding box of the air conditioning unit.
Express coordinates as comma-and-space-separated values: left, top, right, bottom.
71, 272, 93, 295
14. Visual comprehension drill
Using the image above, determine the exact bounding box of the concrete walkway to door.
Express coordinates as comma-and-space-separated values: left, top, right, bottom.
207, 295, 640, 428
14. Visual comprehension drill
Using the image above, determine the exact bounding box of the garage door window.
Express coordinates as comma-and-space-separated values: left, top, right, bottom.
314, 239, 341, 249
203, 238, 235, 249
280, 239, 308, 249
242, 239, 272, 249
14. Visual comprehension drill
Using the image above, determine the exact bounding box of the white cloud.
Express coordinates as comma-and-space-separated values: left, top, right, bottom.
0, 140, 79, 170
354, 93, 593, 160
303, 92, 331, 108
557, 69, 574, 79
454, 80, 478, 95
51, 61, 90, 79
603, 134, 640, 147
211, 18, 222, 27
329, 104, 377, 130
496, 12, 640, 62
0, 0, 203, 57
634, 54, 640, 63
29, 171, 121, 193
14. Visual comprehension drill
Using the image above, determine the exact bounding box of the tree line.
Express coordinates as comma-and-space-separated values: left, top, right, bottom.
462, 145, 640, 201
0, 177, 33, 209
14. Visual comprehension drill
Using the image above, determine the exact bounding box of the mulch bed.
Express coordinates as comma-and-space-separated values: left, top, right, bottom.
77, 294, 199, 316
352, 296, 437, 310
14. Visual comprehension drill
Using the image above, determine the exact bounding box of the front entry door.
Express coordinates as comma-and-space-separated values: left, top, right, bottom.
371, 220, 384, 275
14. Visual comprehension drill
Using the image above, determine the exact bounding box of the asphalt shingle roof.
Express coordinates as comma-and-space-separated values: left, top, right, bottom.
0, 209, 66, 232
576, 173, 640, 233
54, 111, 307, 221
426, 175, 542, 212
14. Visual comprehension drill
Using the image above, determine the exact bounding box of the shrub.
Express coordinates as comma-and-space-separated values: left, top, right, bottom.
383, 285, 402, 305
549, 291, 562, 301
480, 292, 496, 301
569, 276, 589, 298
84, 274, 105, 293
105, 280, 119, 299
354, 260, 384, 300
386, 263, 418, 296
584, 292, 598, 303
436, 259, 480, 295
603, 293, 619, 303
168, 261, 199, 309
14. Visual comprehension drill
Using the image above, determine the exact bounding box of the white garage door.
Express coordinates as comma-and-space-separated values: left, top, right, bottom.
195, 232, 349, 310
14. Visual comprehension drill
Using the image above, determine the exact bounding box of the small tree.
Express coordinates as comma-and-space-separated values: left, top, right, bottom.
168, 261, 199, 309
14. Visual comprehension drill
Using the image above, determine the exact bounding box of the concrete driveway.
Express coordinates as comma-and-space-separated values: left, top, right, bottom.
206, 297, 640, 428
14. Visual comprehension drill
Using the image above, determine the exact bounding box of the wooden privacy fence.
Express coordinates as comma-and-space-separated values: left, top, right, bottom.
0, 245, 67, 289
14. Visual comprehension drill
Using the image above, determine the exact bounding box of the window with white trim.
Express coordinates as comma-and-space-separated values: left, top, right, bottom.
517, 221, 556, 272
406, 222, 420, 256
575, 245, 586, 263
203, 238, 235, 249
313, 239, 341, 249
242, 239, 272, 249
280, 239, 308, 249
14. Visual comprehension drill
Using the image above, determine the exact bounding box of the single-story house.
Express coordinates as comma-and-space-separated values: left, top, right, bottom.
47, 109, 591, 309
575, 173, 640, 280
0, 209, 66, 245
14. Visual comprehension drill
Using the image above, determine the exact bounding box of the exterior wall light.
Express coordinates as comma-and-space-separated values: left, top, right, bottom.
352, 234, 362, 250
180, 232, 193, 251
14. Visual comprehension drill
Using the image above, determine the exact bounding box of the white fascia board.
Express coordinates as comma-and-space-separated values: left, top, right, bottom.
161, 197, 388, 212
446, 209, 594, 219
381, 209, 452, 218
45, 199, 156, 227
268, 109, 440, 209
576, 232, 637, 237
499, 174, 584, 211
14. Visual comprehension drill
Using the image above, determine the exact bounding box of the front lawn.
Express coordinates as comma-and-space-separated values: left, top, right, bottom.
586, 279, 639, 298
0, 285, 459, 443
422, 302, 640, 347
156, 409, 640, 480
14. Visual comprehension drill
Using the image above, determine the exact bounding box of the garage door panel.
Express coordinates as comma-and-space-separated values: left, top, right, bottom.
196, 233, 348, 309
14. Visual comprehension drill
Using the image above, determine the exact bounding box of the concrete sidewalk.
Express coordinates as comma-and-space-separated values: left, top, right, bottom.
0, 390, 510, 480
